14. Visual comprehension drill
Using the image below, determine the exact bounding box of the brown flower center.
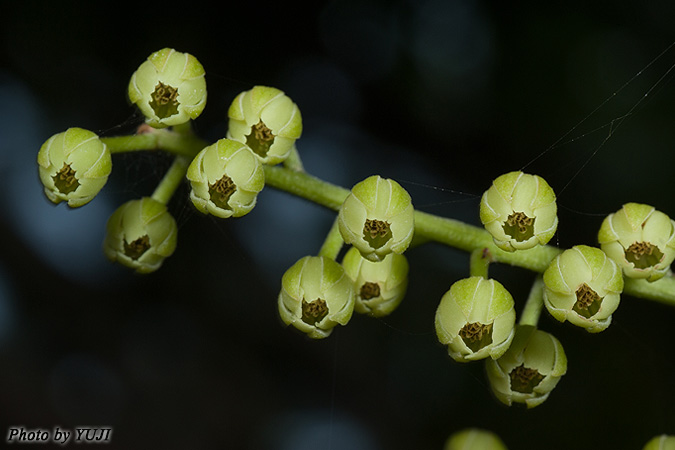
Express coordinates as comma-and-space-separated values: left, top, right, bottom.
246, 120, 276, 158
360, 282, 381, 300
53, 163, 79, 194
209, 175, 236, 210
573, 283, 602, 318
124, 235, 151, 260
503, 211, 535, 242
459, 321, 493, 352
302, 298, 328, 326
363, 219, 392, 249
510, 364, 544, 393
149, 81, 180, 119
625, 241, 663, 269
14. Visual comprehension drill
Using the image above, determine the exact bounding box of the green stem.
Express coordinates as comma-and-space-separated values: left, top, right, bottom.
151, 156, 190, 205
103, 129, 207, 159
264, 165, 562, 272
519, 276, 545, 327
264, 165, 349, 211
116, 133, 675, 308
318, 217, 344, 260
470, 248, 493, 278
282, 144, 305, 172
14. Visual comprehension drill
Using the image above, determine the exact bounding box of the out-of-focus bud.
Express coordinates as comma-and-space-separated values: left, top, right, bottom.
128, 48, 207, 128
227, 85, 302, 165
444, 429, 508, 450
186, 138, 265, 218
435, 276, 516, 362
341, 246, 409, 317
480, 171, 558, 252
598, 203, 675, 282
486, 325, 567, 408
37, 128, 112, 208
543, 245, 623, 333
643, 435, 675, 450
103, 197, 177, 274
278, 256, 355, 339
338, 175, 414, 262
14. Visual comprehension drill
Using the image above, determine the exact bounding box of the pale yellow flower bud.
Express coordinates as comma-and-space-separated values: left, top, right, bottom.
435, 276, 516, 362
37, 128, 112, 208
444, 429, 508, 450
227, 86, 302, 165
186, 139, 265, 218
128, 48, 207, 128
341, 246, 409, 317
480, 171, 557, 252
338, 175, 414, 262
598, 203, 675, 282
103, 197, 177, 274
486, 325, 567, 408
278, 256, 355, 339
543, 245, 623, 333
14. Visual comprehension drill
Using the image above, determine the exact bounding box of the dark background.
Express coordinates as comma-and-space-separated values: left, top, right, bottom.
2, 1, 675, 449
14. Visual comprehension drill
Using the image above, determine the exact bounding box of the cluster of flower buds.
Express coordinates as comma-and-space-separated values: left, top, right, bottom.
37, 48, 308, 274
444, 429, 508, 450
278, 175, 415, 338
430, 170, 571, 407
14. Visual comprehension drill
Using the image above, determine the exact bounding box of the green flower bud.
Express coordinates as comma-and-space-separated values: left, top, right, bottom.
543, 245, 623, 333
341, 246, 409, 317
338, 175, 414, 262
37, 128, 112, 208
479, 171, 558, 252
128, 48, 207, 128
643, 435, 675, 450
186, 139, 265, 218
598, 203, 675, 282
103, 197, 177, 274
278, 256, 355, 339
435, 276, 516, 363
486, 325, 567, 408
444, 429, 508, 450
227, 85, 302, 165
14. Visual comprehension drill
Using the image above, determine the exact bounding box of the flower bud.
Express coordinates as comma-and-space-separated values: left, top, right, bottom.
543, 245, 623, 333
341, 246, 409, 317
435, 276, 516, 363
186, 139, 265, 218
37, 128, 112, 208
338, 175, 414, 262
486, 325, 567, 408
598, 203, 675, 282
227, 85, 302, 165
643, 435, 675, 450
479, 171, 558, 252
278, 256, 355, 339
128, 48, 207, 128
444, 429, 508, 450
103, 197, 177, 274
